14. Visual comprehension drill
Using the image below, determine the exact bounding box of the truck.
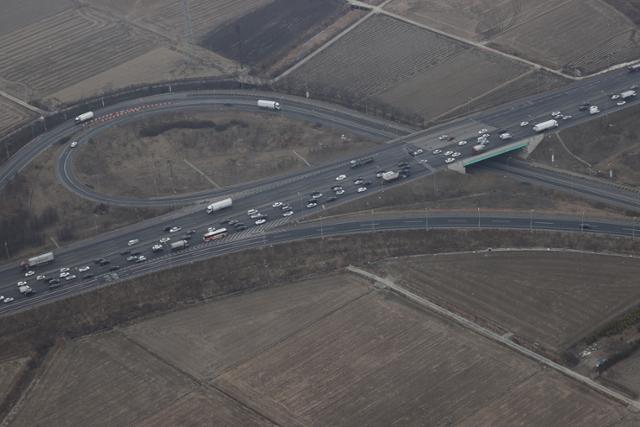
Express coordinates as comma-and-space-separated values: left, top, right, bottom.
170, 240, 189, 251
349, 157, 374, 169
620, 90, 637, 100
257, 100, 280, 110
472, 144, 487, 154
627, 63, 640, 72
206, 197, 232, 214
499, 132, 512, 140
381, 171, 400, 182
20, 252, 54, 270
74, 111, 94, 124
589, 105, 600, 115
532, 119, 558, 133
18, 285, 34, 295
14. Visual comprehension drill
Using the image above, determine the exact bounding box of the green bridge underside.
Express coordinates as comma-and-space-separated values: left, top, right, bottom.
463, 142, 528, 166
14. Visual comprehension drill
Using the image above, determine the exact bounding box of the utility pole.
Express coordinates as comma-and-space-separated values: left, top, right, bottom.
529, 209, 534, 232
425, 207, 429, 231
477, 207, 480, 229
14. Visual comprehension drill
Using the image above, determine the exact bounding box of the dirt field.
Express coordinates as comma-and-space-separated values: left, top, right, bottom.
529, 103, 640, 189
6, 332, 271, 427
602, 351, 640, 396
0, 0, 72, 37
123, 274, 372, 381
0, 144, 168, 262
73, 110, 378, 198
0, 98, 36, 138
605, 0, 640, 25
0, 356, 29, 404
202, 0, 346, 72
284, 14, 531, 121
372, 251, 640, 354
490, 0, 640, 75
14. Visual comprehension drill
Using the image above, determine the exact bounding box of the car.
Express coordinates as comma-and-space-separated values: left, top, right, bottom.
326, 196, 337, 202
255, 218, 267, 225
410, 148, 424, 156
520, 121, 529, 127
136, 256, 147, 263
228, 219, 239, 226
444, 150, 454, 156
499, 133, 512, 140
207, 226, 216, 233
130, 251, 142, 256
3, 297, 14, 303
617, 100, 626, 106
457, 140, 468, 146
250, 213, 263, 219
17, 281, 27, 286
60, 267, 70, 273
362, 181, 373, 187
398, 162, 409, 168
151, 244, 163, 252
60, 271, 70, 278
306, 201, 318, 208
168, 226, 181, 233
478, 128, 488, 134
48, 278, 60, 285
220, 219, 230, 225
335, 189, 345, 195
247, 209, 259, 216
163, 226, 172, 232
186, 229, 196, 235
353, 178, 364, 185
481, 133, 490, 138
272, 201, 283, 208
445, 157, 455, 164
438, 135, 448, 140
120, 250, 131, 256
24, 270, 35, 277
233, 222, 245, 228
78, 265, 90, 272
578, 104, 590, 111
551, 111, 561, 117
182, 235, 192, 241
127, 239, 139, 246
109, 265, 120, 271
611, 94, 621, 100
70, 141, 78, 148
283, 210, 294, 217
331, 185, 342, 191
235, 225, 247, 231
36, 274, 46, 281
451, 152, 462, 157
127, 255, 138, 262
357, 187, 367, 193
159, 237, 171, 244
98, 259, 110, 266
311, 192, 323, 199
432, 149, 442, 155
375, 170, 385, 178
83, 274, 94, 280
65, 274, 77, 281
335, 174, 347, 181
280, 204, 292, 211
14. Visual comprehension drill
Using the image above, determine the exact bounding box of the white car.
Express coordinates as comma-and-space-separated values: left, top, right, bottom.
432, 149, 442, 155
451, 152, 462, 157
60, 271, 70, 278
499, 133, 512, 140
168, 226, 181, 233
520, 121, 529, 127
357, 187, 367, 193
78, 265, 90, 272
65, 274, 77, 281
207, 226, 216, 233
444, 150, 454, 156
438, 135, 448, 140
311, 192, 323, 199
152, 244, 163, 252
250, 213, 263, 219
247, 209, 259, 216
159, 237, 171, 244
272, 202, 283, 208
282, 210, 294, 217
562, 115, 572, 120
255, 218, 267, 225
617, 100, 626, 106
335, 189, 345, 195
551, 111, 561, 117
611, 94, 621, 100
457, 140, 468, 146
70, 141, 78, 148
17, 281, 27, 287
335, 174, 347, 181
3, 297, 14, 303
127, 239, 139, 246
36, 274, 46, 281
478, 128, 488, 134
445, 157, 455, 164
136, 256, 147, 263
24, 270, 35, 277
306, 202, 318, 208
60, 267, 70, 273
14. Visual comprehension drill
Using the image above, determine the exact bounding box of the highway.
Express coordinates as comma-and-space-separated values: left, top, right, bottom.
0, 211, 638, 316
1, 66, 640, 312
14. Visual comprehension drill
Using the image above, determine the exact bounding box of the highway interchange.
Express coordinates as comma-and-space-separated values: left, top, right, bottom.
1, 65, 640, 314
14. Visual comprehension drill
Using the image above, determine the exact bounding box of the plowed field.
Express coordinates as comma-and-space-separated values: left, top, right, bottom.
0, 98, 36, 137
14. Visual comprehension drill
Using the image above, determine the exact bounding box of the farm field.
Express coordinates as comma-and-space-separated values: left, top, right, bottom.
217, 286, 627, 426
605, 0, 640, 25
7, 332, 270, 427
0, 356, 29, 404
0, 0, 72, 37
0, 98, 36, 138
123, 274, 371, 381
73, 110, 378, 198
371, 251, 640, 354
284, 14, 531, 122
602, 351, 640, 396
529, 103, 640, 189
490, 0, 640, 75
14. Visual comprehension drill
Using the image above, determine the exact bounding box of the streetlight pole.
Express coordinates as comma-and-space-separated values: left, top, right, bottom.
581, 211, 585, 231
425, 208, 429, 231
530, 209, 533, 232
477, 207, 480, 229
633, 217, 636, 239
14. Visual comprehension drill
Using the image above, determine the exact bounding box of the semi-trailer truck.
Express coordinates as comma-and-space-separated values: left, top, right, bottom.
206, 197, 232, 214
472, 144, 487, 154
381, 171, 400, 182
257, 100, 280, 110
620, 90, 637, 100
74, 111, 94, 124
532, 120, 558, 132
18, 285, 34, 295
20, 252, 54, 270
170, 240, 189, 251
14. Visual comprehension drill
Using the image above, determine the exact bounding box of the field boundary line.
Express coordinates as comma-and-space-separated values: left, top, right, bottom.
182, 159, 221, 189
292, 150, 311, 167
0, 90, 47, 115
555, 133, 592, 169
346, 265, 640, 410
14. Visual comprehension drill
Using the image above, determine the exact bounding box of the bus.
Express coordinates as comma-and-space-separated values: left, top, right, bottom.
203, 228, 228, 242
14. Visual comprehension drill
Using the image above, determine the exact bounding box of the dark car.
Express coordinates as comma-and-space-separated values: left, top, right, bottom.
326, 196, 337, 203
398, 161, 409, 168
235, 225, 247, 231
98, 258, 110, 266
234, 222, 245, 228
228, 219, 239, 226
48, 278, 60, 285
48, 282, 62, 289
109, 265, 120, 271
163, 226, 172, 232
182, 235, 192, 241
120, 250, 131, 256
187, 229, 196, 235
83, 274, 95, 280
220, 219, 230, 225
130, 251, 142, 256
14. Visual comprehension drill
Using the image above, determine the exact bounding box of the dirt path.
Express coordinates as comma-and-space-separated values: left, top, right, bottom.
0, 90, 46, 115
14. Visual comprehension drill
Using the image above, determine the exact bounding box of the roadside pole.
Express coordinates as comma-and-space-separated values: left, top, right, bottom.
530, 209, 533, 232
477, 207, 480, 229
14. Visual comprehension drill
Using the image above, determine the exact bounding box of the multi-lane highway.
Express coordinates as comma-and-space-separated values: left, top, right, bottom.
1, 65, 640, 313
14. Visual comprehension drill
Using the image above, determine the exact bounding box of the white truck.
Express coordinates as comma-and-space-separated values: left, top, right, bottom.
499, 132, 512, 140
170, 240, 189, 251
620, 90, 637, 100
18, 285, 34, 295
589, 105, 600, 115
20, 252, 54, 270
532, 119, 558, 133
206, 197, 232, 214
472, 144, 487, 154
257, 100, 280, 110
74, 111, 94, 124
382, 171, 400, 182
